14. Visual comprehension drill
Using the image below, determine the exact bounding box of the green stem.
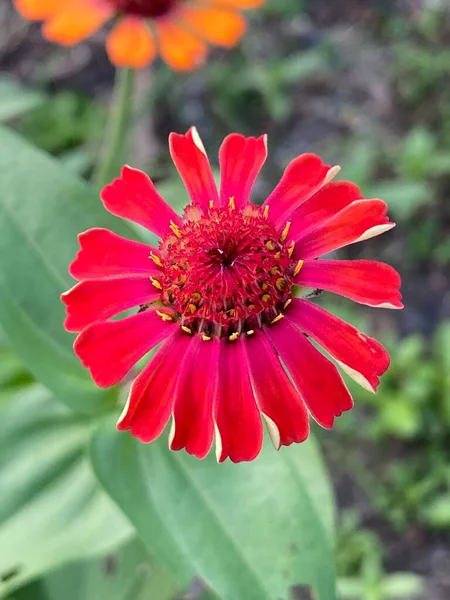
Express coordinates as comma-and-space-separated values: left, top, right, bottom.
93, 68, 136, 189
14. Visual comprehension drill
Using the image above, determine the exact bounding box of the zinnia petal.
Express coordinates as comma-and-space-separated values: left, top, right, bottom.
101, 166, 182, 238
156, 20, 208, 71
263, 154, 333, 228
289, 181, 363, 242
287, 299, 390, 393
214, 339, 263, 463
178, 6, 247, 48
106, 16, 156, 69
295, 260, 403, 309
14, 0, 61, 19
69, 228, 161, 281
117, 332, 189, 442
206, 0, 264, 7
62, 277, 159, 332
74, 309, 175, 387
294, 199, 395, 260
43, 0, 112, 46
219, 133, 267, 209
169, 337, 220, 459
266, 318, 353, 428
169, 127, 219, 212
244, 333, 309, 448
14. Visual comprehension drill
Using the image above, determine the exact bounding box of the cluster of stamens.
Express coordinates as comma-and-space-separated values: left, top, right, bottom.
149, 200, 302, 341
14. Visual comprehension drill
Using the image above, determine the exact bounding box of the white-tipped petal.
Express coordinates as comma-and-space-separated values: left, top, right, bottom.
355, 223, 395, 243
324, 165, 341, 185
262, 413, 281, 450
117, 392, 132, 426
168, 418, 176, 449
337, 360, 376, 393
214, 422, 223, 462
191, 126, 207, 155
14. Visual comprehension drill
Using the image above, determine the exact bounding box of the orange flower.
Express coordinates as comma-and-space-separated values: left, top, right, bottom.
14, 0, 264, 70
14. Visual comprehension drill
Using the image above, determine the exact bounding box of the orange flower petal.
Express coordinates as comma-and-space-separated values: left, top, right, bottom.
156, 21, 207, 71
107, 17, 157, 69
204, 0, 265, 8
178, 6, 246, 48
14, 0, 63, 20
43, 0, 113, 46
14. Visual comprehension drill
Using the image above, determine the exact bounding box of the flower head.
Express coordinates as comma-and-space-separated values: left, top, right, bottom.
62, 128, 402, 462
14, 0, 263, 70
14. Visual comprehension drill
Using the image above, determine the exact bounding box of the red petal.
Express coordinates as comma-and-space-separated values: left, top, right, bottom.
170, 337, 220, 459
117, 332, 189, 443
219, 133, 267, 209
262, 154, 331, 228
62, 277, 159, 333
295, 260, 403, 309
169, 127, 218, 212
243, 333, 309, 448
73, 309, 174, 387
69, 228, 161, 281
101, 166, 181, 238
287, 299, 390, 392
289, 181, 363, 242
266, 319, 353, 428
294, 199, 395, 260
214, 339, 263, 463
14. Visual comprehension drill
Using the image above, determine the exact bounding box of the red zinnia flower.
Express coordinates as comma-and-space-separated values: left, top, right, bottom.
14, 0, 263, 70
62, 128, 402, 462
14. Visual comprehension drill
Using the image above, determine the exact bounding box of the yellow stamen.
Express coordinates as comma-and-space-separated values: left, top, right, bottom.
156, 310, 173, 322
293, 260, 304, 277
288, 241, 295, 257
271, 314, 284, 324
263, 205, 270, 219
149, 276, 162, 290
246, 330, 255, 336
149, 251, 163, 267
274, 251, 281, 259
229, 332, 239, 341
181, 325, 192, 335
170, 220, 182, 238
280, 221, 291, 242
229, 196, 235, 210
284, 299, 292, 309
202, 334, 212, 341
209, 199, 214, 210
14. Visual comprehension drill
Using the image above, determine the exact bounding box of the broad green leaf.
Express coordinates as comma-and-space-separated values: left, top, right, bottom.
0, 126, 137, 413
43, 539, 177, 600
91, 423, 336, 600
0, 78, 45, 123
0, 386, 133, 598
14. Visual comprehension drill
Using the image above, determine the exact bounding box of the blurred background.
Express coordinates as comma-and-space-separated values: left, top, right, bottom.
0, 0, 449, 599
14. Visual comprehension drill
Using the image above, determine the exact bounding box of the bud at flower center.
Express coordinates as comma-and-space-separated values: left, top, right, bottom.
158, 203, 298, 338
112, 0, 180, 18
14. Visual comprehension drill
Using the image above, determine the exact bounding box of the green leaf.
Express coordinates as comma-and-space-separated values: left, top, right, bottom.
420, 493, 450, 529
90, 423, 336, 600
0, 78, 45, 123
0, 126, 137, 413
43, 539, 177, 600
382, 573, 424, 599
0, 386, 133, 598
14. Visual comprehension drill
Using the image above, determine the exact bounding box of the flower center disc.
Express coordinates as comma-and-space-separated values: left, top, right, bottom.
160, 205, 296, 338
112, 0, 179, 18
